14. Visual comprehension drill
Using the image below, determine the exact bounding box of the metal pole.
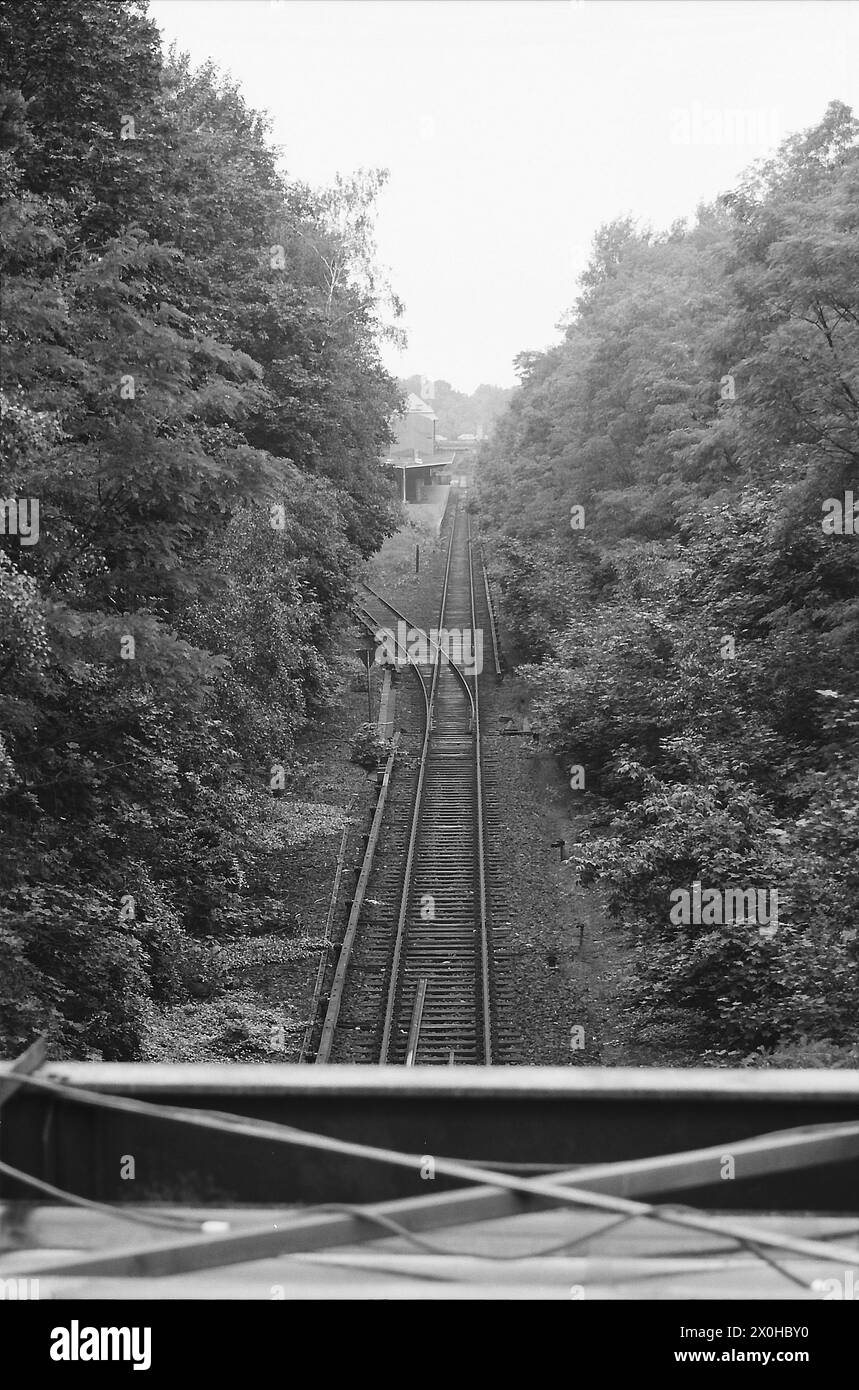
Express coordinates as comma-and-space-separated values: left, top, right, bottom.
415, 544, 420, 574
405, 978, 428, 1067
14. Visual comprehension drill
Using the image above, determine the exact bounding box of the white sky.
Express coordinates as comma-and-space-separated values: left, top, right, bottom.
148, 0, 859, 392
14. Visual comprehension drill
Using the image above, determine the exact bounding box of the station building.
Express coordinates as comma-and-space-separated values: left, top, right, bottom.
383, 392, 453, 503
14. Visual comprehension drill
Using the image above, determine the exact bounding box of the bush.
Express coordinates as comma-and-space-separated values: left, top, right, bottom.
0, 886, 150, 1059
349, 723, 393, 770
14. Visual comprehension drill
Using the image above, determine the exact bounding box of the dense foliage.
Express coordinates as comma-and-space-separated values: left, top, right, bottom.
477, 103, 859, 1063
0, 0, 403, 1057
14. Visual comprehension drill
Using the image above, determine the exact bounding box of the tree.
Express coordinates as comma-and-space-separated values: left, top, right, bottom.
476, 103, 859, 1060
0, 0, 403, 1057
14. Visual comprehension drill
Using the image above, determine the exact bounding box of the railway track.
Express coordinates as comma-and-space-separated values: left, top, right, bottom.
315, 494, 496, 1065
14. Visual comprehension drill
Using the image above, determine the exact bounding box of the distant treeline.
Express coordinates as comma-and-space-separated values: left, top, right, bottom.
477, 102, 859, 1065
0, 0, 403, 1057
401, 375, 514, 441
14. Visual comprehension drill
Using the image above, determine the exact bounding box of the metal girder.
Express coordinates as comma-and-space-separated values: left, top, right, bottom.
8, 1112, 859, 1282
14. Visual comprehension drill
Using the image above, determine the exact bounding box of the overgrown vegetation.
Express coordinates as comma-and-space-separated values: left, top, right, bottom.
0, 0, 403, 1057
349, 723, 394, 770
477, 102, 859, 1064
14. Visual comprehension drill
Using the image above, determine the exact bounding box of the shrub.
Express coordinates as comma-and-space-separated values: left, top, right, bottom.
349, 723, 393, 770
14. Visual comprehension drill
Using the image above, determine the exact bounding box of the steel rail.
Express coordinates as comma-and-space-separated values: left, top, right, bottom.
358, 580, 476, 728
314, 733, 401, 1063
466, 507, 493, 1064
321, 494, 495, 1065
313, 605, 428, 1063
352, 600, 431, 723
378, 502, 460, 1062
480, 556, 502, 678
298, 825, 349, 1063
